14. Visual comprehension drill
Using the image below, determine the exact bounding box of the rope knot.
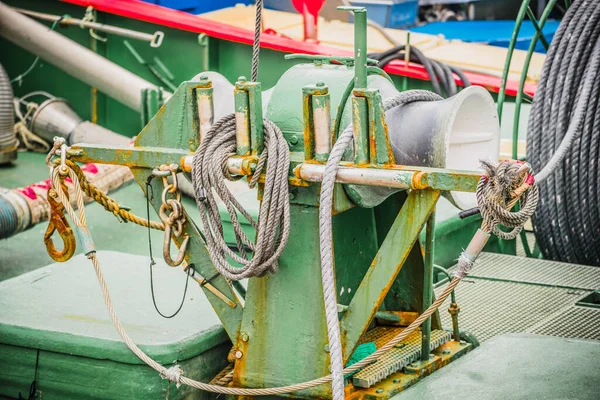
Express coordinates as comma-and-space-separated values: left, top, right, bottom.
161, 365, 184, 387
476, 160, 539, 240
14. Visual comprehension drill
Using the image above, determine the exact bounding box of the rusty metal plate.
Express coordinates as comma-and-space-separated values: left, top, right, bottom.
353, 327, 451, 388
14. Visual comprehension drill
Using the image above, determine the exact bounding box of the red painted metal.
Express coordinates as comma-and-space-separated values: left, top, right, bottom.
291, 0, 326, 41
61, 0, 535, 96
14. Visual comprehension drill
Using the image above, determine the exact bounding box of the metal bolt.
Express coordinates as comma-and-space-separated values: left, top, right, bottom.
442, 349, 451, 355
376, 389, 384, 394
238, 76, 247, 82
393, 379, 400, 384
328, 366, 333, 373
241, 333, 249, 342
324, 344, 330, 353
289, 135, 299, 145
235, 350, 243, 359
200, 75, 208, 81
316, 81, 325, 87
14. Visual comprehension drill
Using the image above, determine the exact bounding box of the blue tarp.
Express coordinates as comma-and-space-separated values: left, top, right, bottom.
409, 20, 560, 53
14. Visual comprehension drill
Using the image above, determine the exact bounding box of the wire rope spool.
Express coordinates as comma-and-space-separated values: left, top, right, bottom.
528, 0, 600, 266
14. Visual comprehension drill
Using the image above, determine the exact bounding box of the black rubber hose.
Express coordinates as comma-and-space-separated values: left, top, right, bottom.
369, 45, 468, 97
528, 0, 600, 266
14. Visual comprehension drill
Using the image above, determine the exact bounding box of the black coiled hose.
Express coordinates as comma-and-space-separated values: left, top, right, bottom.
369, 45, 471, 97
528, 0, 600, 266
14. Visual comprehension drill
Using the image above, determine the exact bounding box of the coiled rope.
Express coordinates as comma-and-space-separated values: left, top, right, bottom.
528, 0, 600, 265
191, 114, 290, 280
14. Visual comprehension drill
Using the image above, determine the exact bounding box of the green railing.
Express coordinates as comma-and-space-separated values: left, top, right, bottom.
497, 0, 565, 258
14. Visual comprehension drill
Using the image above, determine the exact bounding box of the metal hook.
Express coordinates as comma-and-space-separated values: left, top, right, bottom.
44, 189, 77, 262
163, 224, 190, 267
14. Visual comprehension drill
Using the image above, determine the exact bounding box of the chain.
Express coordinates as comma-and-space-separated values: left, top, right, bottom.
155, 164, 190, 267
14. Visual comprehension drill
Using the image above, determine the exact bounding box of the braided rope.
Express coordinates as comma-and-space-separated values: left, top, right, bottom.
191, 114, 290, 280
318, 90, 444, 399
251, 0, 263, 82
209, 364, 234, 386
58, 159, 165, 231
476, 160, 539, 240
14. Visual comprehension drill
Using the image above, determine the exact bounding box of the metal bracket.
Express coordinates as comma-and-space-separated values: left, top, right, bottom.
302, 82, 331, 162
194, 76, 214, 149
234, 77, 263, 156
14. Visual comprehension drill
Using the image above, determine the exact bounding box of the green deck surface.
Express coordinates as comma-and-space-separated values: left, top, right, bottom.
0, 251, 230, 399
394, 334, 600, 400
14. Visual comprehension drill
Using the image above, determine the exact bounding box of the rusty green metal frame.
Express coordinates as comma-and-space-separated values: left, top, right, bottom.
340, 189, 441, 359
234, 77, 263, 156
302, 82, 330, 162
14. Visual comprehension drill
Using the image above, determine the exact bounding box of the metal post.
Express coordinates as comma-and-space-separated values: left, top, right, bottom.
196, 77, 214, 147
421, 208, 436, 361
313, 84, 331, 162
339, 6, 368, 89
234, 77, 251, 156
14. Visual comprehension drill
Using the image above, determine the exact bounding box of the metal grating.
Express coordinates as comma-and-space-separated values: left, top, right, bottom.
437, 278, 589, 342
353, 328, 451, 388
528, 306, 600, 340
437, 253, 600, 343
463, 252, 600, 290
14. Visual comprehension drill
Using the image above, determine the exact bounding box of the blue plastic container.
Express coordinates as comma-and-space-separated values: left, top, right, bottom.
143, 0, 252, 14
349, 0, 419, 29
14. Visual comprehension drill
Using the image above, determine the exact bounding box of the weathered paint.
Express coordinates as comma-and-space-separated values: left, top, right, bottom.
312, 92, 331, 162
341, 189, 441, 360
352, 96, 369, 165
421, 210, 436, 361
195, 77, 214, 148
235, 83, 251, 156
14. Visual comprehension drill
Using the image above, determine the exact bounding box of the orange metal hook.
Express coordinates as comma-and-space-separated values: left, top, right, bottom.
44, 188, 77, 262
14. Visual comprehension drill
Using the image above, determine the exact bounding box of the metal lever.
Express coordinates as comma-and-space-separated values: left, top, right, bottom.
14, 7, 165, 47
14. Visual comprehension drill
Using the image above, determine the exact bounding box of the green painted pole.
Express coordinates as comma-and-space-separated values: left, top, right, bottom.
421, 208, 436, 361
497, 0, 532, 121
512, 0, 557, 160
339, 6, 368, 89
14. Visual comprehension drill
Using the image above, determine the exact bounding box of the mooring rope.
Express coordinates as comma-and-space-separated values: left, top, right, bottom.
318, 90, 443, 399
191, 114, 290, 280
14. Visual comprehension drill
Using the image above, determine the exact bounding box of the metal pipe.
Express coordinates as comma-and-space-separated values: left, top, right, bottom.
0, 2, 163, 111
180, 156, 481, 192
421, 210, 436, 361
13, 7, 164, 47
297, 163, 413, 189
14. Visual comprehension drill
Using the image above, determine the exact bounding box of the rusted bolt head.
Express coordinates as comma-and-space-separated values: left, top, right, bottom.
376, 389, 384, 394
235, 350, 243, 359
442, 349, 451, 355
241, 333, 249, 342
393, 379, 400, 384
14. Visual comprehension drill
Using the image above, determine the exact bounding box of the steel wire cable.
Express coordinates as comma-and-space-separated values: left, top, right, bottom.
528, 0, 600, 266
